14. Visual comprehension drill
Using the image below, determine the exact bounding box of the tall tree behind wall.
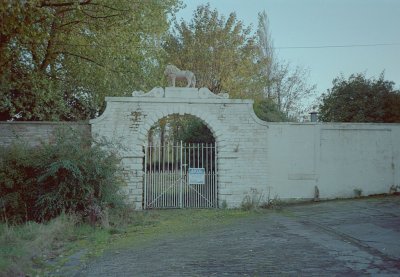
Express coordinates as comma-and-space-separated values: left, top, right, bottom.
160, 4, 268, 143
0, 0, 182, 121
163, 4, 267, 99
256, 11, 316, 121
319, 73, 400, 122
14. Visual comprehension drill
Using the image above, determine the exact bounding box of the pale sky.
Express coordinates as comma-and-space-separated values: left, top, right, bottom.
177, 0, 400, 97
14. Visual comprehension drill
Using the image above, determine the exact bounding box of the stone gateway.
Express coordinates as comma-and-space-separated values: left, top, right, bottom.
89, 87, 400, 209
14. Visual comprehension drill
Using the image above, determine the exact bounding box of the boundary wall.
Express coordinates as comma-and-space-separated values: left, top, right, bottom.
90, 87, 400, 208
0, 121, 90, 147
2, 88, 399, 208
266, 123, 400, 200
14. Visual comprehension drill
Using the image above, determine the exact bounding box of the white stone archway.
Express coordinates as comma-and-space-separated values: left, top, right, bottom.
90, 87, 269, 209
90, 87, 400, 208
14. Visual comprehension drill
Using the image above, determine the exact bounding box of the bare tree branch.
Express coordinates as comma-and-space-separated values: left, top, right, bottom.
38, 0, 91, 8
81, 9, 122, 20
39, 18, 57, 71
56, 51, 105, 68
57, 51, 137, 74
84, 2, 132, 12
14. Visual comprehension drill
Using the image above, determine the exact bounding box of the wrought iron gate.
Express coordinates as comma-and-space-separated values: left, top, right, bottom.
144, 142, 217, 209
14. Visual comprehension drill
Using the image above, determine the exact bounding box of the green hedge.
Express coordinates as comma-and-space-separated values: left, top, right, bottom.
0, 127, 124, 224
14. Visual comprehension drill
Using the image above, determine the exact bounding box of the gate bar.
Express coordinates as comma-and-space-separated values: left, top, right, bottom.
214, 143, 218, 207
144, 145, 147, 209
179, 141, 183, 208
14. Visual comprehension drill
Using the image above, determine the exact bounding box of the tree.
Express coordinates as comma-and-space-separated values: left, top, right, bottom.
256, 11, 275, 98
148, 114, 215, 146
0, 0, 182, 121
267, 61, 316, 119
163, 4, 267, 99
253, 98, 290, 122
318, 73, 400, 122
158, 4, 269, 141
256, 11, 315, 120
170, 115, 214, 143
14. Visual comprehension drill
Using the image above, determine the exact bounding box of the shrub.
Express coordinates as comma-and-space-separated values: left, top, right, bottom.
0, 142, 38, 223
0, 126, 124, 224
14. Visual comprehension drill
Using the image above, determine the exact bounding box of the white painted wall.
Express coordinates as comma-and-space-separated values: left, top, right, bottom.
90, 87, 400, 209
266, 123, 400, 201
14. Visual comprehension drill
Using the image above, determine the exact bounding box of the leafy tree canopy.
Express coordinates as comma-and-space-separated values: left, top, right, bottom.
148, 114, 215, 146
253, 99, 290, 122
0, 0, 182, 121
169, 115, 214, 144
318, 72, 400, 122
163, 4, 268, 99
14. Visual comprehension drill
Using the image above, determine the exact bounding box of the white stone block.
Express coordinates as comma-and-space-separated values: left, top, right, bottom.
165, 87, 198, 98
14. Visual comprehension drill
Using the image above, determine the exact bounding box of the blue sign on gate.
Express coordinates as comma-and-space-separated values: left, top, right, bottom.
188, 168, 205, 185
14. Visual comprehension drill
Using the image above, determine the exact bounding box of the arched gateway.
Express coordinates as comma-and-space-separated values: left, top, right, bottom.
90, 86, 400, 208
90, 87, 269, 209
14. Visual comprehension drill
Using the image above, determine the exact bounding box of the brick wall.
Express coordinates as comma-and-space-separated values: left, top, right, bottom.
0, 121, 91, 147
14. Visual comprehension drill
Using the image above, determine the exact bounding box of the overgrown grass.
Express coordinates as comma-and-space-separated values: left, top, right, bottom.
0, 208, 252, 276
0, 213, 78, 276
0, 208, 138, 276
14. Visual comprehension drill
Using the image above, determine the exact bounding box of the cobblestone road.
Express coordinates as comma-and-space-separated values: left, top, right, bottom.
77, 197, 400, 276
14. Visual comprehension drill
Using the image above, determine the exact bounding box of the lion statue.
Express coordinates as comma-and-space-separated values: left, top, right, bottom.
164, 64, 196, 88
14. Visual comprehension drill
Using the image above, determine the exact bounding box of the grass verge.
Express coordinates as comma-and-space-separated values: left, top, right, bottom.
0, 208, 253, 276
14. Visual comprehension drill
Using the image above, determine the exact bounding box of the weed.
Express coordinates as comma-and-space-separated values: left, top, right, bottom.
241, 187, 282, 211
260, 195, 283, 210
389, 185, 400, 194
353, 188, 363, 198
220, 200, 228, 209
241, 188, 264, 211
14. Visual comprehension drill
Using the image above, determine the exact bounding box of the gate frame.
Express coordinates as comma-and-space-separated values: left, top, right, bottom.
143, 141, 218, 209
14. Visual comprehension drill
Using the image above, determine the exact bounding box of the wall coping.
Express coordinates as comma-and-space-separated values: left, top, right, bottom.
263, 122, 400, 127
105, 96, 253, 105
0, 121, 89, 125
107, 87, 253, 105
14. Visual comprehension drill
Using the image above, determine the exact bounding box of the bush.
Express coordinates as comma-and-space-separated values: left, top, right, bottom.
0, 126, 124, 224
